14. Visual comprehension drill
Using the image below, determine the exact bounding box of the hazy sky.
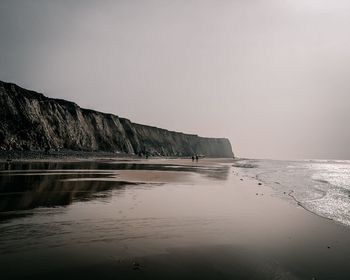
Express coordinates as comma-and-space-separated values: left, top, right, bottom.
1, 0, 350, 159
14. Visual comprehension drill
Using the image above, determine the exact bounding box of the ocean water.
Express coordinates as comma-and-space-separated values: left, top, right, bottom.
235, 159, 350, 226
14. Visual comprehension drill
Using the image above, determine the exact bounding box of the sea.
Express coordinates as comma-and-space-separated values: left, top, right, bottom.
234, 158, 350, 227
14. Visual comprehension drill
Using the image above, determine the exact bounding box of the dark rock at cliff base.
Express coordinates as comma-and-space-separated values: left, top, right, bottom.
0, 81, 234, 157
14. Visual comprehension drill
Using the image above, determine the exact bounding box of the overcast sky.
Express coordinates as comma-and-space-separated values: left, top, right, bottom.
1, 0, 350, 159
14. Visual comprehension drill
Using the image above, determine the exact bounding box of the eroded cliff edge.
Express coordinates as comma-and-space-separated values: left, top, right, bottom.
0, 81, 234, 157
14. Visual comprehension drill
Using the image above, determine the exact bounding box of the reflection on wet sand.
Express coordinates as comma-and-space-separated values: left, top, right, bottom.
0, 174, 137, 212
0, 161, 230, 179
0, 161, 229, 221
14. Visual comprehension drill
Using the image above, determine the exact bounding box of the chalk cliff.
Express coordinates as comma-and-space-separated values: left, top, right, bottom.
0, 81, 234, 157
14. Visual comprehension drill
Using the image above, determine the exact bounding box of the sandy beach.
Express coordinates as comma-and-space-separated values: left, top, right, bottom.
1, 158, 350, 279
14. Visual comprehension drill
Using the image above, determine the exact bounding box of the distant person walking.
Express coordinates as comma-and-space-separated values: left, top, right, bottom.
192, 155, 195, 161
195, 155, 199, 161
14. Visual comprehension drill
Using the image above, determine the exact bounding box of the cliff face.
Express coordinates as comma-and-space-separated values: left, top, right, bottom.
0, 81, 234, 157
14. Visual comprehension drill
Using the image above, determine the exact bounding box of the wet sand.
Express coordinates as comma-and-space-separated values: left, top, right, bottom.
1, 158, 350, 279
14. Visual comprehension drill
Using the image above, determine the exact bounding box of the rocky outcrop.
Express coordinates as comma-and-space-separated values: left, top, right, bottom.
0, 80, 234, 157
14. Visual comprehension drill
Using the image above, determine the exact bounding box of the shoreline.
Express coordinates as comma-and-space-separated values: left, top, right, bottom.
234, 158, 350, 228
0, 150, 189, 164
0, 150, 139, 162
0, 150, 237, 164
